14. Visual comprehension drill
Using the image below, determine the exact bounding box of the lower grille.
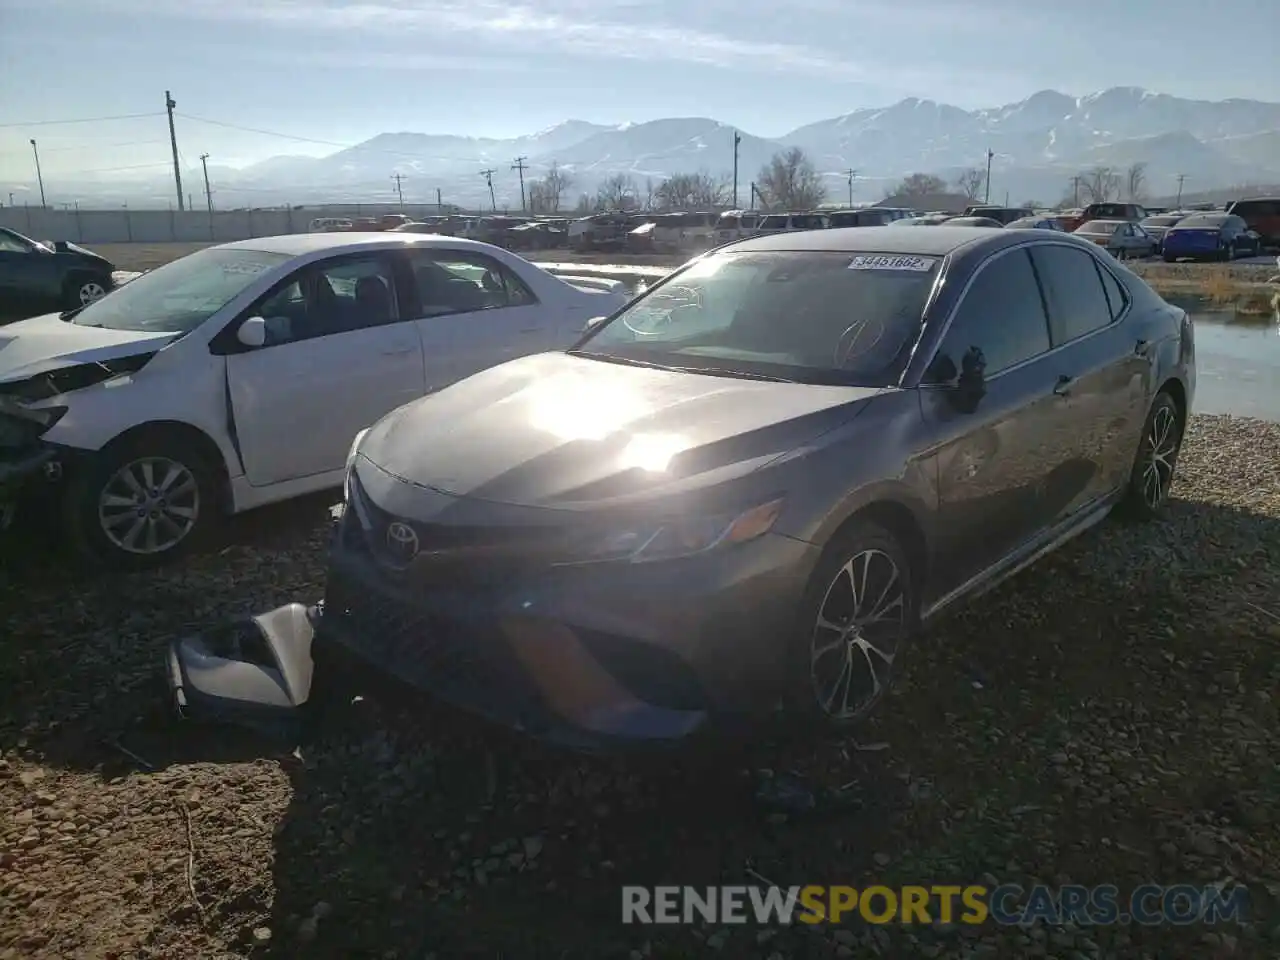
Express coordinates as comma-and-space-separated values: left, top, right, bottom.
323, 573, 502, 696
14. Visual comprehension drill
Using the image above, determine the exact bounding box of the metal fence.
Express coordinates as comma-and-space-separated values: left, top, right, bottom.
0, 204, 482, 245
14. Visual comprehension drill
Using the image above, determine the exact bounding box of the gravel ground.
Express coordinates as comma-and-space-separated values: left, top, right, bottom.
2, 415, 1280, 960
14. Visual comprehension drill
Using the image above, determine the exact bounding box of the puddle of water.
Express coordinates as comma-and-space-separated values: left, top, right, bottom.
1192, 310, 1280, 422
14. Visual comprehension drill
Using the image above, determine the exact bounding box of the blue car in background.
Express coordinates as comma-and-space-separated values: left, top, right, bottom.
1162, 213, 1262, 262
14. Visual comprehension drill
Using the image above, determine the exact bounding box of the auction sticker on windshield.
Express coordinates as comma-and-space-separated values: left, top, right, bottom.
848, 255, 937, 271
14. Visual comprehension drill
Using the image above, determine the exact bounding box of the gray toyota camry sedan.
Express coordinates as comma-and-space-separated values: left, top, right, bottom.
314, 226, 1195, 750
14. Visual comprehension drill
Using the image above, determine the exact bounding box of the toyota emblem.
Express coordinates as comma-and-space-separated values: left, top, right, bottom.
384, 521, 420, 567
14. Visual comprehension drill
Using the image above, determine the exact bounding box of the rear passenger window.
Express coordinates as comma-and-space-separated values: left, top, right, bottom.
1029, 245, 1115, 342
1094, 263, 1128, 319
930, 249, 1050, 379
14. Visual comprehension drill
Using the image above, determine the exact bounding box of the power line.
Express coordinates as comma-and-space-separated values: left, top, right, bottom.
0, 112, 165, 129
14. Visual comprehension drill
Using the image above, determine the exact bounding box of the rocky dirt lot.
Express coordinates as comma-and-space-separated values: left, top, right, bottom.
2, 414, 1280, 960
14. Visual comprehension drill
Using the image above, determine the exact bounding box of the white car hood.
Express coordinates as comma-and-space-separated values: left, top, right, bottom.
0, 312, 179, 383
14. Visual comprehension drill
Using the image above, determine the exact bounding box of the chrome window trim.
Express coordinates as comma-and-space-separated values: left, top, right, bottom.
911, 238, 1132, 390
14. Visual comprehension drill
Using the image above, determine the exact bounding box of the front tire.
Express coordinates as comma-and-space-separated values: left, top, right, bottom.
64, 274, 111, 310
786, 521, 918, 730
1120, 391, 1184, 521
63, 433, 217, 568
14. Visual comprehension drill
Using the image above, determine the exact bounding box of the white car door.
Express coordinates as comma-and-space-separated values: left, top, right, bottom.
402, 247, 561, 383
224, 252, 426, 487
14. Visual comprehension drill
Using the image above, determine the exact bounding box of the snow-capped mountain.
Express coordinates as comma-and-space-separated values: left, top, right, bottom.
9, 88, 1279, 208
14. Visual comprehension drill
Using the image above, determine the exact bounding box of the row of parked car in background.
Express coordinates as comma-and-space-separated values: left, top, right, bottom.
332, 195, 1278, 262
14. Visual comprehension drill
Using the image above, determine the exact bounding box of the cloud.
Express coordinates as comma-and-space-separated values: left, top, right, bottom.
52, 0, 931, 86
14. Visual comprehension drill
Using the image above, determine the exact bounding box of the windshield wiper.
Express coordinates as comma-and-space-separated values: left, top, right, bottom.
666, 365, 796, 383
568, 351, 679, 371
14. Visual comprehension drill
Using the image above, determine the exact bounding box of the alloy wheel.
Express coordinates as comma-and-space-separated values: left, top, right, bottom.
97, 457, 200, 554
1141, 405, 1180, 509
79, 281, 107, 305
809, 548, 906, 722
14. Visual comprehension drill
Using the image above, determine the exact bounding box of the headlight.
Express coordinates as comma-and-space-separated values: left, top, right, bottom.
565, 498, 784, 565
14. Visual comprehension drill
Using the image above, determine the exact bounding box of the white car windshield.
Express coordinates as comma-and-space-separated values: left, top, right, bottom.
573, 250, 940, 386
70, 247, 290, 333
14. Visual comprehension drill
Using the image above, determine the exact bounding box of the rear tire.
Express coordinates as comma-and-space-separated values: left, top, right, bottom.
63, 431, 218, 569
785, 520, 919, 731
1119, 391, 1184, 521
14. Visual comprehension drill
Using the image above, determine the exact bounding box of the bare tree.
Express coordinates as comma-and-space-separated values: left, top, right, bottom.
891, 172, 948, 199
953, 167, 986, 202
654, 172, 730, 210
543, 163, 571, 211
756, 147, 826, 210
1125, 162, 1147, 202
1079, 166, 1121, 203
574, 193, 594, 214
595, 173, 639, 211
642, 177, 656, 211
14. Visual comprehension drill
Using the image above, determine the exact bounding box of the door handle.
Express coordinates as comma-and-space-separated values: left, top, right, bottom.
519, 326, 539, 333
381, 344, 415, 355
1053, 374, 1073, 397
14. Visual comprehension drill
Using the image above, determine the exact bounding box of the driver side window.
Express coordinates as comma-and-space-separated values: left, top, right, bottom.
404, 250, 537, 318
928, 249, 1051, 381
247, 254, 399, 346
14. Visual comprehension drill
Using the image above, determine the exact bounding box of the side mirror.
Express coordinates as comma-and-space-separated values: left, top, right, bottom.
52, 240, 70, 252
238, 316, 267, 348
930, 350, 986, 414
582, 315, 608, 333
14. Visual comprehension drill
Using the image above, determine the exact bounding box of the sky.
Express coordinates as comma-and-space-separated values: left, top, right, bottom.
1, 0, 1278, 184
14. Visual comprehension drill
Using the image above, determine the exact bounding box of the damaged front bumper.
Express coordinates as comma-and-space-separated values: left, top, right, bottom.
0, 444, 59, 530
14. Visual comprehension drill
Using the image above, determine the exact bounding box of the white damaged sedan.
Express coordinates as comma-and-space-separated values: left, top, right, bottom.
0, 233, 629, 565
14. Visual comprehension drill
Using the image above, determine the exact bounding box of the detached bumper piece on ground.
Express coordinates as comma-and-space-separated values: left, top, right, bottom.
166, 602, 318, 739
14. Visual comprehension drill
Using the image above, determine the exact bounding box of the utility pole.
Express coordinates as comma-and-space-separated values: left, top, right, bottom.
199, 154, 213, 212
732, 131, 741, 208
1175, 173, 1187, 207
480, 169, 497, 211
165, 90, 184, 211
436, 187, 442, 214
846, 169, 857, 206
984, 148, 994, 203
29, 139, 46, 209
391, 172, 406, 207
1071, 176, 1082, 208
511, 157, 528, 212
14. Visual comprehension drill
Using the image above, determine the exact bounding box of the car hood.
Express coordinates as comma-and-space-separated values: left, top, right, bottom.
360, 351, 881, 509
0, 312, 178, 383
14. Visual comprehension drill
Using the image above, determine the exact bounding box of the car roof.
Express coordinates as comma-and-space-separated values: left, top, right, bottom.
727, 224, 1019, 257
1080, 219, 1125, 227
217, 233, 499, 256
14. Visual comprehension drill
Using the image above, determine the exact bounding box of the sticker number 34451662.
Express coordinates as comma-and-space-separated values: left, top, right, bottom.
848, 255, 937, 271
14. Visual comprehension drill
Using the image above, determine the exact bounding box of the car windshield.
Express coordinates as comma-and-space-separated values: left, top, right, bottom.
1143, 216, 1184, 227
69, 247, 290, 333
572, 250, 940, 386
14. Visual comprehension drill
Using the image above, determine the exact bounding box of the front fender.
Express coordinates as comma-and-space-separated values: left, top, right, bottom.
38, 345, 242, 478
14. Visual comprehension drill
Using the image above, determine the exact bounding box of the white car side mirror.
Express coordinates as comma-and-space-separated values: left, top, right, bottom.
238, 316, 267, 348
582, 315, 608, 333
